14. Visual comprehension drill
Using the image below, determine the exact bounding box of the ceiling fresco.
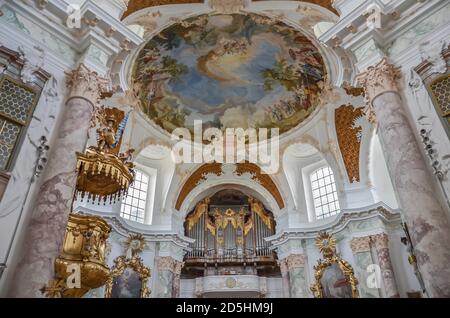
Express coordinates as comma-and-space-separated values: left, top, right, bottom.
132, 13, 327, 135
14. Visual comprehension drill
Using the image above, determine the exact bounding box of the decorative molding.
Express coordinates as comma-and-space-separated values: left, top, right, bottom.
73, 210, 194, 249
342, 81, 365, 97
236, 163, 285, 209
156, 256, 183, 273
350, 236, 371, 253
267, 204, 401, 246
419, 40, 448, 76
414, 44, 450, 77
195, 275, 267, 296
122, 0, 200, 19
371, 232, 389, 251
17, 45, 45, 84
156, 256, 176, 271
285, 254, 305, 269
335, 104, 364, 183
208, 0, 249, 13
175, 163, 222, 210
122, 0, 339, 20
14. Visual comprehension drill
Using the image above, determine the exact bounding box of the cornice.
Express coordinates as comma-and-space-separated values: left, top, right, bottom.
75, 208, 194, 249
3, 0, 144, 76
266, 202, 401, 246
319, 0, 444, 65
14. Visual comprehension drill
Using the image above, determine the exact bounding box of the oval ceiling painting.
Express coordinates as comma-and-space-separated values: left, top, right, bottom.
132, 13, 326, 136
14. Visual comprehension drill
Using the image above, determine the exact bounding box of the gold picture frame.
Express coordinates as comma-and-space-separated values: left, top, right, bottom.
310, 232, 359, 298
310, 255, 359, 298
104, 255, 151, 298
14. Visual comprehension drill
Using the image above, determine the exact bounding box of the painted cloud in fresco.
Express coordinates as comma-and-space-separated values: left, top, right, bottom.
132, 13, 326, 136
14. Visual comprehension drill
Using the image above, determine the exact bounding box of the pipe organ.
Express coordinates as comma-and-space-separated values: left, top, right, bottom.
184, 192, 277, 275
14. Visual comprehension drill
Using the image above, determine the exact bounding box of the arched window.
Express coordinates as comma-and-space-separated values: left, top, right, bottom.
120, 170, 149, 223
310, 166, 340, 219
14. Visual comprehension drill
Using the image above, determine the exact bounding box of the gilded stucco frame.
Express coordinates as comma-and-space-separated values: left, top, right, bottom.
310, 255, 359, 298
310, 232, 359, 298
104, 255, 151, 298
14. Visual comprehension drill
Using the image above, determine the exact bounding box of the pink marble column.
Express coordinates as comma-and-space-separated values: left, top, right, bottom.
371, 233, 399, 298
357, 58, 450, 297
278, 258, 290, 298
9, 64, 108, 297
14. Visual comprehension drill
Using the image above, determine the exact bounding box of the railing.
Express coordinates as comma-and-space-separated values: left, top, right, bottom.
186, 247, 275, 264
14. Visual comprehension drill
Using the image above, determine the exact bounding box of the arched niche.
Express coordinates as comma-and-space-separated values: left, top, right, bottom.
175, 163, 285, 216
283, 142, 345, 220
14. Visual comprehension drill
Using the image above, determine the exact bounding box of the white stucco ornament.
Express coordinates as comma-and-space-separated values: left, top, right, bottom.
208, 0, 250, 13
419, 40, 448, 75
18, 45, 45, 84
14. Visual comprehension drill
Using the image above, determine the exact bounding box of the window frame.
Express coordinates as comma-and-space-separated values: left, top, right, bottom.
120, 169, 150, 223
0, 75, 40, 172
302, 160, 341, 222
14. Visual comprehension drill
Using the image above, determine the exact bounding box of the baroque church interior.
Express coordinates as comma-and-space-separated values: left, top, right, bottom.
0, 0, 449, 299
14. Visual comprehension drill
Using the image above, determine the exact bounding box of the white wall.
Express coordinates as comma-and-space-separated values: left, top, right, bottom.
369, 133, 399, 209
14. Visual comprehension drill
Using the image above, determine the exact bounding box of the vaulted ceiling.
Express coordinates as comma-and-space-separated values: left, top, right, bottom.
122, 0, 337, 19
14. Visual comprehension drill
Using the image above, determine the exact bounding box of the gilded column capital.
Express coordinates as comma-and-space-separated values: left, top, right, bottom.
285, 254, 305, 269
65, 63, 109, 107
350, 236, 371, 253
371, 233, 389, 251
356, 58, 401, 123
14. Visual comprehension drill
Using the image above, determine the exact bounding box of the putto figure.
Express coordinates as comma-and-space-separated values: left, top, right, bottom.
96, 107, 118, 153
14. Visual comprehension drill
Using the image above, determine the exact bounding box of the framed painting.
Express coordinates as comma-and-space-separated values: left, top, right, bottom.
311, 232, 359, 298
105, 256, 151, 298
311, 256, 359, 298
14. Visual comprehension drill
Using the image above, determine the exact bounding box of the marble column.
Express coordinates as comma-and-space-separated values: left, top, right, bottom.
350, 236, 379, 298
371, 233, 399, 298
9, 64, 108, 297
155, 256, 176, 298
357, 58, 450, 297
285, 254, 307, 298
172, 260, 183, 298
278, 259, 291, 298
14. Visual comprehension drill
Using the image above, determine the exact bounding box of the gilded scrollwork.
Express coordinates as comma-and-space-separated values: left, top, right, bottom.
104, 255, 151, 298
42, 213, 111, 298
310, 232, 359, 298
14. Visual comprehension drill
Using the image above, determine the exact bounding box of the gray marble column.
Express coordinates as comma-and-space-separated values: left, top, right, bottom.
9, 64, 108, 297
278, 258, 291, 298
371, 233, 399, 298
285, 254, 307, 298
357, 58, 450, 297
